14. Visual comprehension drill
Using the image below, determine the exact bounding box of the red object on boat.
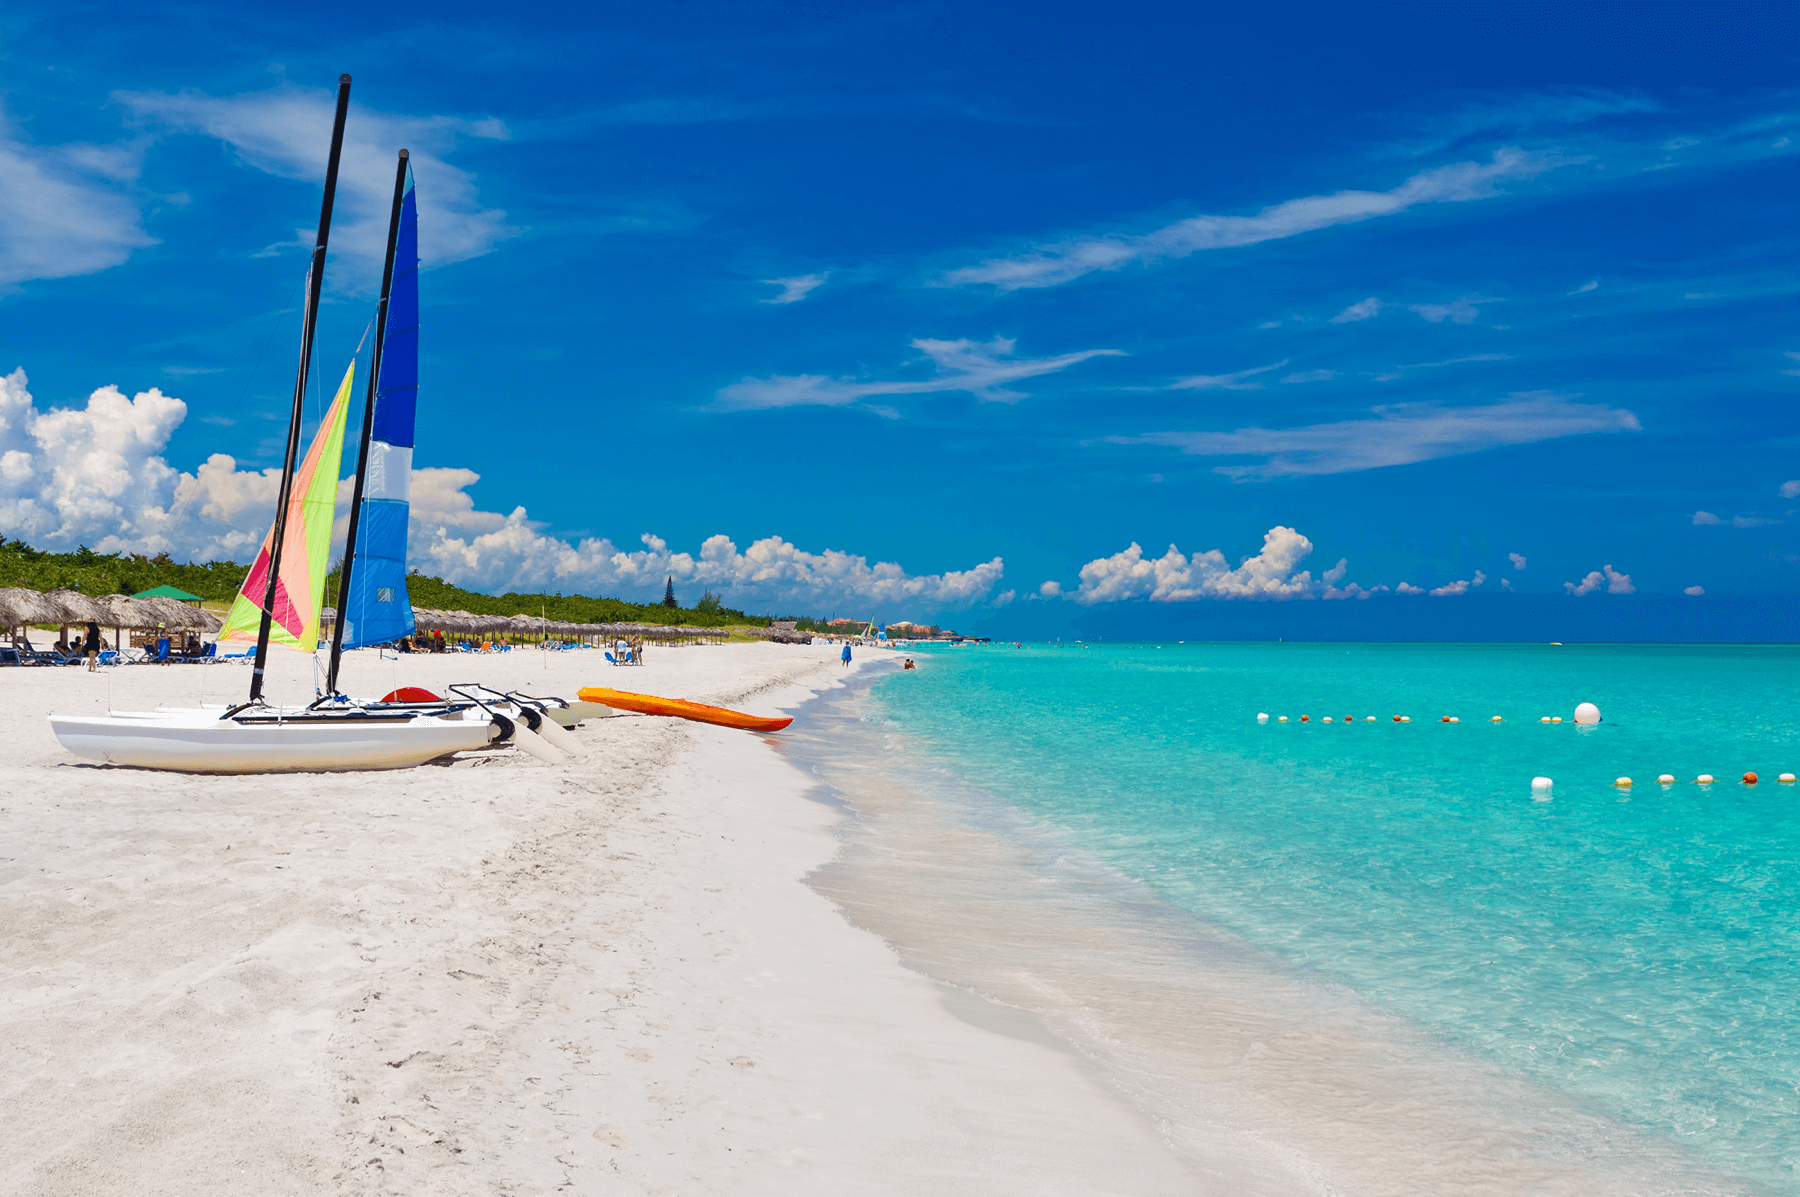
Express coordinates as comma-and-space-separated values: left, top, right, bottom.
381, 686, 443, 703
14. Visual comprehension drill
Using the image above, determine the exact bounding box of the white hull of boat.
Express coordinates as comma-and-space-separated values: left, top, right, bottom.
48, 706, 495, 773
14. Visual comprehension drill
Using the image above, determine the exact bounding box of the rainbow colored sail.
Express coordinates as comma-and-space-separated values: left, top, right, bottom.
219, 361, 355, 653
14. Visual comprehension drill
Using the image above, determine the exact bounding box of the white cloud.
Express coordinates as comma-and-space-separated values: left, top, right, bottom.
1779, 480, 1799, 499
1331, 297, 1383, 323
1783, 351, 1800, 378
1069, 526, 1377, 604
1500, 577, 1513, 590
940, 149, 1553, 291
1684, 585, 1705, 596
1564, 565, 1634, 596
1167, 360, 1286, 391
0, 106, 154, 290
1395, 582, 1426, 595
1115, 392, 1640, 479
993, 589, 1016, 607
1038, 580, 1063, 598
1569, 280, 1600, 295
0, 367, 1004, 613
1429, 569, 1487, 596
715, 336, 1122, 411
761, 272, 826, 304
1281, 369, 1337, 384
119, 83, 514, 281
1509, 551, 1527, 569
1409, 295, 1498, 324
1694, 509, 1782, 528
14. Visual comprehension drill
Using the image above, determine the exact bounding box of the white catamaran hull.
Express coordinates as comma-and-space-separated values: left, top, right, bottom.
48, 708, 494, 773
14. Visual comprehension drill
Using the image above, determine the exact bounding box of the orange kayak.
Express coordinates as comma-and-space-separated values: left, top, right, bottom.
577, 687, 794, 732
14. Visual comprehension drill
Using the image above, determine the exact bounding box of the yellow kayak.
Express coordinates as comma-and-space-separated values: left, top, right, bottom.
576, 687, 794, 732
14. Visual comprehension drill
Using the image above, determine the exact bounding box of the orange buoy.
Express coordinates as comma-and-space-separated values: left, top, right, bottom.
1392, 715, 1402, 722
1743, 772, 1759, 785
1300, 715, 1310, 722
1440, 716, 1450, 722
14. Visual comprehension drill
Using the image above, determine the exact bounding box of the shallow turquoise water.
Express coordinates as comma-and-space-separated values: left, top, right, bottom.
871, 642, 1800, 1190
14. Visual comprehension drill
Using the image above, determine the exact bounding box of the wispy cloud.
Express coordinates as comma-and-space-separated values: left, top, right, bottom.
1372, 352, 1510, 383
1509, 552, 1527, 569
0, 106, 154, 291
1166, 359, 1287, 391
1281, 369, 1337, 384
1410, 295, 1500, 324
1780, 480, 1800, 499
119, 83, 514, 280
761, 272, 827, 304
1113, 391, 1641, 479
1568, 279, 1600, 295
715, 337, 1122, 412
1331, 297, 1383, 323
939, 149, 1553, 292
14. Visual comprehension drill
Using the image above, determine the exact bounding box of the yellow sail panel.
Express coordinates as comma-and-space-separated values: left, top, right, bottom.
219, 362, 356, 652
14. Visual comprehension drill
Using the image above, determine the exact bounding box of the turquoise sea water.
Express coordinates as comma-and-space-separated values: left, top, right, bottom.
865, 642, 1800, 1191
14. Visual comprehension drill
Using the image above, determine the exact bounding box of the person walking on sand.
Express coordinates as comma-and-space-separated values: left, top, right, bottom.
83, 621, 101, 671
841, 642, 852, 668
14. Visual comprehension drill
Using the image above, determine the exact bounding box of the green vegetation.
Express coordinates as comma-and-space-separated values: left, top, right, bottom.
0, 538, 772, 628
0, 539, 246, 602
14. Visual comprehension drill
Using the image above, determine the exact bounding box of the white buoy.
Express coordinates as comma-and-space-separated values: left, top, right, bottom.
1491, 716, 1503, 722
1277, 715, 1289, 722
1531, 776, 1553, 790
1658, 774, 1675, 784
1366, 716, 1377, 721
1400, 715, 1412, 723
1552, 717, 1564, 724
1323, 716, 1334, 723
1615, 776, 1633, 787
1257, 712, 1270, 723
1574, 702, 1601, 725
1449, 716, 1461, 723
1539, 716, 1551, 723
1697, 774, 1714, 785
1781, 773, 1797, 784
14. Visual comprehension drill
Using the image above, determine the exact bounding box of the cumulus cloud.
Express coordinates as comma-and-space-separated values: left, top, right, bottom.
1395, 582, 1426, 594
1694, 509, 1781, 527
1564, 564, 1634, 596
1684, 585, 1705, 596
1331, 297, 1383, 323
1038, 580, 1063, 598
119, 82, 514, 281
1429, 569, 1487, 596
0, 106, 155, 290
715, 336, 1122, 412
1069, 526, 1379, 604
1501, 577, 1513, 589
1509, 551, 1527, 569
761, 272, 826, 304
940, 149, 1552, 291
1781, 480, 1799, 499
1114, 392, 1640, 479
0, 368, 1004, 613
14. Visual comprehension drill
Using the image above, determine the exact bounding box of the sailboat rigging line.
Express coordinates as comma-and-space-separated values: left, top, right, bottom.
249, 72, 352, 705
165, 270, 309, 535
328, 148, 411, 697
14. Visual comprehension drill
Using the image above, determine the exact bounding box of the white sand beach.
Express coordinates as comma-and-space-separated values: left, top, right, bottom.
0, 643, 1215, 1196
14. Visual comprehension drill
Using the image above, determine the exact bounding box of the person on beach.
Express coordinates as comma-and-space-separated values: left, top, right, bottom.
154, 625, 171, 664
841, 642, 852, 667
84, 621, 101, 671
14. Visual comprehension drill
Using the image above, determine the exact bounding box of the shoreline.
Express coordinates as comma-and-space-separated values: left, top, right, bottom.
804, 658, 1758, 1197
1, 643, 1203, 1194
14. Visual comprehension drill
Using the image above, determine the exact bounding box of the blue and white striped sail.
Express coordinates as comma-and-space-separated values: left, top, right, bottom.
342, 165, 419, 649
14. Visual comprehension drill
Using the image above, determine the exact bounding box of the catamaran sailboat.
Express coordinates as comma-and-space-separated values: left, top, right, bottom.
49, 74, 505, 772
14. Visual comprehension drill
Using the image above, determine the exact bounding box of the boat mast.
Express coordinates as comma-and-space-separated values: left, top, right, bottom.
327, 148, 409, 696
250, 74, 352, 703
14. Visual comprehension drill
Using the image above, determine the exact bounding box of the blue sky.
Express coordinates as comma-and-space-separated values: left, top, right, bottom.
0, 1, 1795, 632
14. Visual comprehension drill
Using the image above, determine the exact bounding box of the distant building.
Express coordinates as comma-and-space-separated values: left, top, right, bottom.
825, 618, 868, 629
